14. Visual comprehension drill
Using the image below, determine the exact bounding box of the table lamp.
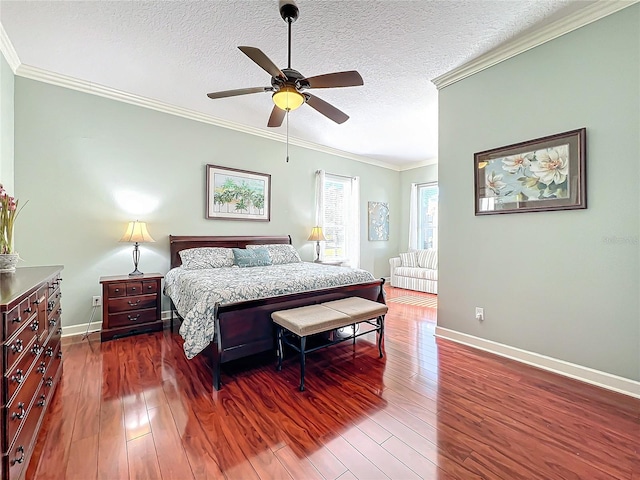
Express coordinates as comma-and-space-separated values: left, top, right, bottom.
119, 221, 155, 276
307, 226, 326, 263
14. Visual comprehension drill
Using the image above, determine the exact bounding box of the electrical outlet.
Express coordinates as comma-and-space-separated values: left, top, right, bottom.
92, 296, 102, 307
475, 307, 484, 321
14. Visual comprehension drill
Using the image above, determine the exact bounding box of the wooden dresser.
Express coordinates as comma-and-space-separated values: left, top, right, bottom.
1, 266, 63, 480
100, 273, 163, 341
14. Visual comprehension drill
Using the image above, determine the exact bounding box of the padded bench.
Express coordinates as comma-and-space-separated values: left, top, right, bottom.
271, 297, 388, 391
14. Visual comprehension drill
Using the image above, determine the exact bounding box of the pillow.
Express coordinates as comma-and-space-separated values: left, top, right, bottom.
417, 249, 438, 269
179, 247, 234, 269
232, 247, 272, 268
246, 244, 301, 265
399, 251, 418, 267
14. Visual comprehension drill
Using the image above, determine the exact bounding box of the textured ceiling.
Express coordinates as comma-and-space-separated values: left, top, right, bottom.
0, 0, 594, 167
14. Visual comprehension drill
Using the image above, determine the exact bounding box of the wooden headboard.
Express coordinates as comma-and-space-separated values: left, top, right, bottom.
169, 235, 292, 268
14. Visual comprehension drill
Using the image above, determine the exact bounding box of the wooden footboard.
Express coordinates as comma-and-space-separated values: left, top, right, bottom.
168, 235, 386, 390
207, 279, 386, 389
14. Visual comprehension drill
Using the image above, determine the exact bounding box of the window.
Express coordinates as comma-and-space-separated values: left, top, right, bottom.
418, 183, 438, 249
315, 171, 360, 267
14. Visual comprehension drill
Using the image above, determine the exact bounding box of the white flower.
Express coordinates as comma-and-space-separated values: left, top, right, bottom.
530, 146, 569, 185
486, 171, 506, 196
502, 153, 532, 174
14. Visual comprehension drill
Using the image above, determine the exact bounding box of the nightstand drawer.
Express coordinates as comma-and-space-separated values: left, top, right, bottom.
107, 294, 157, 314
108, 308, 158, 328
107, 283, 126, 298
127, 282, 143, 296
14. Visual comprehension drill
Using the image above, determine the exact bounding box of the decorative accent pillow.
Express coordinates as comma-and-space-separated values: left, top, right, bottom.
232, 248, 273, 267
246, 244, 301, 265
417, 249, 438, 269
399, 251, 418, 267
179, 247, 234, 269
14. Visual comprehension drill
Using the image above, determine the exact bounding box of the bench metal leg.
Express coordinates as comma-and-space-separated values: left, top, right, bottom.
352, 324, 356, 346
377, 315, 385, 358
276, 325, 283, 371
299, 336, 307, 392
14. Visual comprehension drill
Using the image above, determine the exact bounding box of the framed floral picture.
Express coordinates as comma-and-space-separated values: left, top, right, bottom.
368, 201, 389, 241
206, 165, 271, 221
474, 128, 586, 215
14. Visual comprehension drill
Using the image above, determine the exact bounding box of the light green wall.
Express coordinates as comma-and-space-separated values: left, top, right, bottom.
438, 6, 640, 381
398, 164, 438, 252
0, 53, 14, 192
14, 78, 400, 328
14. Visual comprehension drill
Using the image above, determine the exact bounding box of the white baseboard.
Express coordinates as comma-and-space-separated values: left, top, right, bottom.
435, 326, 640, 399
61, 310, 175, 337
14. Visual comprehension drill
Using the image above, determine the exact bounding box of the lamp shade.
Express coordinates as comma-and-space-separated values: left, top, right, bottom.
273, 86, 305, 111
307, 226, 327, 242
119, 221, 155, 244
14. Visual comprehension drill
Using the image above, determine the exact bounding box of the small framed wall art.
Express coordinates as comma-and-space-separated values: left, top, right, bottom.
368, 201, 389, 241
474, 128, 586, 215
206, 164, 271, 221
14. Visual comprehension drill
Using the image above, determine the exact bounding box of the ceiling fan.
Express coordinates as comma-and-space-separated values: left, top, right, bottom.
206, 1, 364, 128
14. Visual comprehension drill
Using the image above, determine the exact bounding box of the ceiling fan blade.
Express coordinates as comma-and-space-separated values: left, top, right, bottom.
238, 46, 287, 80
207, 87, 271, 100
305, 94, 349, 124
304, 71, 364, 89
267, 105, 286, 128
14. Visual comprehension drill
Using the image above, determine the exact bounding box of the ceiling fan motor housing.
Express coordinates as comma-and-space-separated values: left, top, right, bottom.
279, 2, 299, 23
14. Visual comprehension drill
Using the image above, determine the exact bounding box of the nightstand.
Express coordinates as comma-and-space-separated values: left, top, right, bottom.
99, 273, 163, 341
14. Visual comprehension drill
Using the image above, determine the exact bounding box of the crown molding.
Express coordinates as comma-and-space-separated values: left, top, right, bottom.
432, 0, 639, 89
15, 64, 404, 171
0, 23, 20, 72
398, 158, 438, 172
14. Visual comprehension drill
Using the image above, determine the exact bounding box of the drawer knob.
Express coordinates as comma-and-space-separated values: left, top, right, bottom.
57, 350, 63, 359
128, 299, 141, 307
49, 318, 57, 327
115, 288, 120, 292
31, 320, 39, 331
11, 369, 24, 384
37, 361, 47, 374
23, 306, 32, 314
11, 339, 23, 353
31, 343, 42, 356
45, 377, 54, 387
12, 315, 22, 324
11, 446, 25, 465
11, 402, 26, 420
37, 394, 46, 407
45, 346, 54, 357
127, 314, 140, 321
57, 327, 63, 335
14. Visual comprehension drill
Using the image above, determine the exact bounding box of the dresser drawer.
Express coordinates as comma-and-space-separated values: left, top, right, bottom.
6, 391, 44, 480
5, 360, 42, 451
107, 308, 158, 328
107, 294, 157, 314
126, 281, 143, 296
4, 299, 29, 340
4, 321, 40, 373
5, 336, 39, 403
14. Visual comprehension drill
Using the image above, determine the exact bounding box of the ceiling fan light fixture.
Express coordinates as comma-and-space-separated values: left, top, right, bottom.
273, 86, 304, 111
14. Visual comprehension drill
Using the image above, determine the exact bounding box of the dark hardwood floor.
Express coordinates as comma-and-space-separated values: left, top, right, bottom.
26, 287, 639, 479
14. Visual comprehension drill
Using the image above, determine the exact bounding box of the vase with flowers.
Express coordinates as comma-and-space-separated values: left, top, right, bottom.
0, 183, 26, 272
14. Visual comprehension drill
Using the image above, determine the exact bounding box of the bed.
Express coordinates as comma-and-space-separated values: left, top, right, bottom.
166, 235, 386, 389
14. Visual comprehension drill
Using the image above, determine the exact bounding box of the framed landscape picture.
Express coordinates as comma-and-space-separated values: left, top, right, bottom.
474, 128, 586, 215
206, 165, 271, 221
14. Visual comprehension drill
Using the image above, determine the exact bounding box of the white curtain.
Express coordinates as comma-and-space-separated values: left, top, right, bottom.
346, 176, 360, 268
314, 170, 326, 261
408, 183, 418, 251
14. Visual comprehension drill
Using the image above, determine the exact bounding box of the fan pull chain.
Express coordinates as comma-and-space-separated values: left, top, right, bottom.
286, 111, 290, 163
